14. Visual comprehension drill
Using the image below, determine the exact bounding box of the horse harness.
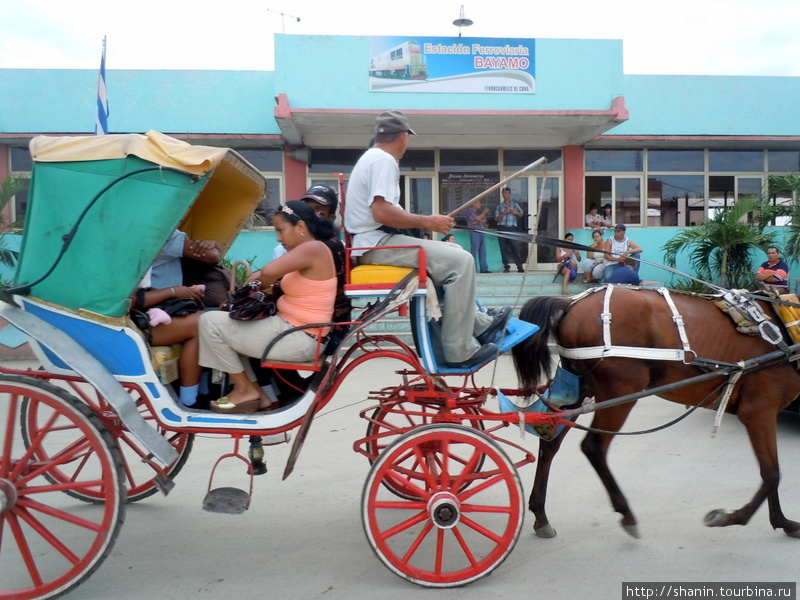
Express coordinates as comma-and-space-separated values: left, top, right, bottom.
555, 285, 795, 434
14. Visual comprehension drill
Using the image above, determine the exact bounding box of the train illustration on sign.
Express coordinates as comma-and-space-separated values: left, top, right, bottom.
369, 40, 428, 80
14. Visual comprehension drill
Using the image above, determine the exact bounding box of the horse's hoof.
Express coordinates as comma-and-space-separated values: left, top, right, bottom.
622, 523, 640, 539
704, 509, 728, 527
534, 523, 557, 538
785, 524, 800, 538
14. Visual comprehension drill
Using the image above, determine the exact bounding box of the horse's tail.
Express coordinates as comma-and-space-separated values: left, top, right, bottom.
512, 295, 571, 391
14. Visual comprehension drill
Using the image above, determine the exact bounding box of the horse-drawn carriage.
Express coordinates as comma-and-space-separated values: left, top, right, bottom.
0, 133, 561, 598
2, 133, 799, 600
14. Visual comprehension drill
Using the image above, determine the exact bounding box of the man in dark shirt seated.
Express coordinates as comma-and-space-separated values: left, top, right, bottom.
606, 257, 641, 285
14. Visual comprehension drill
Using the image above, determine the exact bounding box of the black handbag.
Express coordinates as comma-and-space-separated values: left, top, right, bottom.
156, 296, 203, 317
227, 281, 277, 321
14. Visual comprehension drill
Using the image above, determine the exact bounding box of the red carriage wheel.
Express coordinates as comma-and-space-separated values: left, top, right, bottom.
362, 424, 523, 587
364, 401, 485, 500
20, 385, 192, 503
0, 374, 125, 600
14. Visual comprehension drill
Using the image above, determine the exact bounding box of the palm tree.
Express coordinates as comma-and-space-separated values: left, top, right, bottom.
662, 196, 776, 289
765, 173, 800, 263
0, 174, 28, 268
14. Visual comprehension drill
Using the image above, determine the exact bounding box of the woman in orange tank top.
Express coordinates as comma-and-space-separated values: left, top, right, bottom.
198, 200, 338, 413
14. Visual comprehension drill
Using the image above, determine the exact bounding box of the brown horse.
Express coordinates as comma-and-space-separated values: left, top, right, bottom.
512, 286, 800, 539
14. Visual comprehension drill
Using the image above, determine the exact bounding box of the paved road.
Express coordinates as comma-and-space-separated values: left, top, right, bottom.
7, 356, 800, 599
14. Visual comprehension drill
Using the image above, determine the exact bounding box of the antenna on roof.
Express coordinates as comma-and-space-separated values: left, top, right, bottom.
267, 8, 301, 34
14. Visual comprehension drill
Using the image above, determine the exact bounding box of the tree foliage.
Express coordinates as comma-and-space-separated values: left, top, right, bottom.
662, 196, 775, 289
0, 174, 28, 267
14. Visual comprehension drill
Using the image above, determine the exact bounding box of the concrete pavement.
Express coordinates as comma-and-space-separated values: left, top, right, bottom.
67, 356, 800, 600
3, 354, 800, 599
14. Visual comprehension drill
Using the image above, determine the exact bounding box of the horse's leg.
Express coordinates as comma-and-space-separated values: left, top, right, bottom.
530, 430, 570, 538
705, 399, 800, 537
580, 402, 640, 538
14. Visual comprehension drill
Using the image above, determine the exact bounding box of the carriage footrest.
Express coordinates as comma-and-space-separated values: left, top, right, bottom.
153, 473, 175, 496
203, 487, 250, 514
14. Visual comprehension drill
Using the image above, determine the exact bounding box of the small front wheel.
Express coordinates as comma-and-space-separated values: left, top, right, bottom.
0, 375, 125, 600
362, 424, 523, 587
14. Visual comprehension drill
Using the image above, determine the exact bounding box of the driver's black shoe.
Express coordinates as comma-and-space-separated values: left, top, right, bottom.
477, 306, 512, 344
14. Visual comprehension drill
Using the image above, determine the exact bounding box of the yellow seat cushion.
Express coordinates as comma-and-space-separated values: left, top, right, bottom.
349, 264, 415, 285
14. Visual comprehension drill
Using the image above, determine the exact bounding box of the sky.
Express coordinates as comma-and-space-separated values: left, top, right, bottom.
1, 0, 799, 76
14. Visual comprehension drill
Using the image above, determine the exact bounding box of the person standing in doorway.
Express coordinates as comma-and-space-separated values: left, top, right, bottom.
494, 187, 524, 273
464, 198, 490, 273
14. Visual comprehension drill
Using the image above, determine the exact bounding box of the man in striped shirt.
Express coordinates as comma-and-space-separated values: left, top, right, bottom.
493, 187, 524, 273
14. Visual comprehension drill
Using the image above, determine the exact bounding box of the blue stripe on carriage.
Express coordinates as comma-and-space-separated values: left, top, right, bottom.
24, 302, 147, 376
160, 407, 259, 425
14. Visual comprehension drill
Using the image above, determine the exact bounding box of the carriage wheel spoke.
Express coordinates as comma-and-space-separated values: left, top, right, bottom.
457, 472, 507, 502
14, 435, 95, 488
17, 496, 104, 532
400, 519, 434, 563
13, 505, 82, 564
375, 507, 429, 539
451, 525, 478, 567
449, 445, 484, 492
7, 511, 44, 588
1, 394, 19, 476
434, 527, 445, 574
457, 514, 506, 544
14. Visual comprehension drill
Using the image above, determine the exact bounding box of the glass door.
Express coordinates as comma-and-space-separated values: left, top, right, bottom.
529, 176, 562, 268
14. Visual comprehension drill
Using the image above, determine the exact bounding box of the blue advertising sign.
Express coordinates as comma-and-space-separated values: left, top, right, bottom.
369, 36, 536, 94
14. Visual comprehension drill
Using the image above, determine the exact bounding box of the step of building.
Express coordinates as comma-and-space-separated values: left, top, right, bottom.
349, 270, 572, 342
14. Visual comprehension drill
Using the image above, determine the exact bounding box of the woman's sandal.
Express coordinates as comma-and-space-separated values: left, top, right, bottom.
210, 397, 261, 414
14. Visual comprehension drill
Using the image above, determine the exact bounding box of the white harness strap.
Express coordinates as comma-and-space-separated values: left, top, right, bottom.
657, 287, 695, 362
557, 285, 693, 362
602, 283, 614, 352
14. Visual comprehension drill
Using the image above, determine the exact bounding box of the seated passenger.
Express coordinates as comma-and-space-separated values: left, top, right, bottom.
132, 269, 205, 408
556, 233, 580, 295
198, 200, 338, 414
151, 230, 223, 304
269, 184, 351, 353
298, 184, 352, 353
606, 257, 641, 285
580, 228, 605, 283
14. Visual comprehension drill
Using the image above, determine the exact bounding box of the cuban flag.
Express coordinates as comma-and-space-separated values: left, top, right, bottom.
95, 37, 109, 135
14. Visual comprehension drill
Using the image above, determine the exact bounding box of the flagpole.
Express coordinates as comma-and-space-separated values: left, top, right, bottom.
95, 36, 108, 135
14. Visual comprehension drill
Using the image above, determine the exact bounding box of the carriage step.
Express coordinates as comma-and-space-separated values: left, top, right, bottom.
153, 473, 175, 496
203, 487, 251, 514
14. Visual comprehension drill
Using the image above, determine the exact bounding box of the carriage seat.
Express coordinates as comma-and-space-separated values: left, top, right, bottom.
149, 344, 182, 384
344, 264, 425, 298
260, 326, 329, 373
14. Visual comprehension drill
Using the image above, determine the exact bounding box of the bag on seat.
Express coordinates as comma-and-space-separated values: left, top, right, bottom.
227, 281, 277, 321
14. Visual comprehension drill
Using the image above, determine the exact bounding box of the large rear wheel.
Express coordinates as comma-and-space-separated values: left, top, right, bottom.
0, 375, 125, 600
20, 384, 192, 503
362, 424, 523, 587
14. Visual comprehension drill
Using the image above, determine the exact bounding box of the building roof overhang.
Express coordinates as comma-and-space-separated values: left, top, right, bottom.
274, 94, 630, 151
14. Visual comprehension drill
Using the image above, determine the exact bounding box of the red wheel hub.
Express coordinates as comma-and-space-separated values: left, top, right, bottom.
428, 491, 460, 529
0, 478, 18, 515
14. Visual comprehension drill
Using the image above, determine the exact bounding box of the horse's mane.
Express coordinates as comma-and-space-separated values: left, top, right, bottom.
512, 296, 572, 391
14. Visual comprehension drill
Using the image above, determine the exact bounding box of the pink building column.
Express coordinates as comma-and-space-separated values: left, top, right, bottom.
563, 145, 585, 230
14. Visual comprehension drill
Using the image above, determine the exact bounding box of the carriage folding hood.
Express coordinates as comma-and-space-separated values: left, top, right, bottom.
14, 131, 266, 318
